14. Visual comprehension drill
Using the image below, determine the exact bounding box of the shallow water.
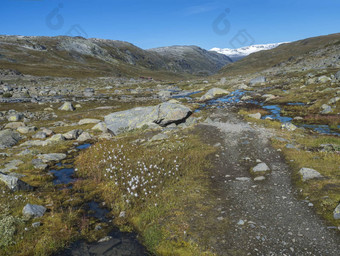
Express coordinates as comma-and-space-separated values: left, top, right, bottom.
195, 89, 339, 136
172, 90, 202, 99
50, 168, 75, 185
76, 143, 92, 150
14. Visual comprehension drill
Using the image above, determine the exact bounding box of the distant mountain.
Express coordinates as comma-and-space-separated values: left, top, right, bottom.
210, 43, 286, 62
217, 33, 340, 77
0, 35, 232, 78
148, 45, 233, 76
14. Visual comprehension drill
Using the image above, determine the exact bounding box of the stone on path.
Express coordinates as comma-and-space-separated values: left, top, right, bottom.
252, 162, 270, 173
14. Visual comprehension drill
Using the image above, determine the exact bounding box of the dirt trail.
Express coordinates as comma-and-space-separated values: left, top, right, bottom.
193, 108, 340, 256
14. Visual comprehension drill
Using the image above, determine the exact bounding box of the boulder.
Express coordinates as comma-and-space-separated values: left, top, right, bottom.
46, 134, 65, 143
77, 132, 93, 142
37, 153, 67, 163
58, 102, 75, 111
105, 102, 191, 135
155, 102, 192, 126
17, 126, 37, 134
249, 76, 266, 86
63, 129, 83, 140
92, 122, 108, 132
298, 168, 323, 182
281, 123, 297, 131
248, 113, 262, 119
318, 76, 331, 83
0, 172, 34, 191
199, 88, 230, 101
0, 130, 21, 149
78, 119, 101, 125
32, 131, 47, 139
22, 204, 46, 218
334, 203, 340, 220
31, 159, 48, 170
320, 104, 333, 114
4, 122, 25, 129
335, 71, 340, 80
7, 114, 23, 122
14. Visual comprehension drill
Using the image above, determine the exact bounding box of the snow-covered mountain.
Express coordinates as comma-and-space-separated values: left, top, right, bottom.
210, 43, 287, 62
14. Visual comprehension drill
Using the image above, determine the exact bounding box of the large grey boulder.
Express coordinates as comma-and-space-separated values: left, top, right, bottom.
37, 153, 67, 163
199, 88, 230, 101
63, 129, 83, 140
249, 76, 266, 86
299, 168, 323, 181
0, 130, 21, 149
105, 102, 191, 135
155, 102, 192, 126
22, 204, 46, 218
0, 172, 34, 191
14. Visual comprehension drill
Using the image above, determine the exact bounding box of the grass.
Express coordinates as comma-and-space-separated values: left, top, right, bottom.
74, 128, 217, 255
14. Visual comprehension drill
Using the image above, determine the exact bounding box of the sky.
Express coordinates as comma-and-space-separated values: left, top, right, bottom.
1, 0, 340, 50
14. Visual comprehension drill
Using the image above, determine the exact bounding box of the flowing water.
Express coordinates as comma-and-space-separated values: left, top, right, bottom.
188, 90, 339, 136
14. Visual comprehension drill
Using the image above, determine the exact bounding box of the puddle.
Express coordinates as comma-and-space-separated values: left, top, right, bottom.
55, 229, 148, 256
50, 168, 75, 185
287, 102, 306, 106
76, 143, 92, 150
87, 201, 110, 222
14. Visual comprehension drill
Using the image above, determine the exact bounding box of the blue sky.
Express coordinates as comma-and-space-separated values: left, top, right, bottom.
1, 0, 340, 49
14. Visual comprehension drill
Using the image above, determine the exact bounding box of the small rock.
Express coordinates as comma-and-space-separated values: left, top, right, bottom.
254, 176, 266, 181
58, 102, 75, 111
32, 222, 41, 228
98, 236, 112, 243
22, 204, 46, 218
237, 220, 245, 225
252, 163, 270, 173
299, 168, 323, 182
281, 123, 297, 131
248, 113, 261, 119
17, 126, 37, 134
236, 177, 251, 182
119, 211, 126, 218
333, 204, 340, 220
0, 172, 34, 191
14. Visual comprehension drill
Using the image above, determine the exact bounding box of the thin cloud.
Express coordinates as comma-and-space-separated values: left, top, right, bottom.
182, 2, 221, 16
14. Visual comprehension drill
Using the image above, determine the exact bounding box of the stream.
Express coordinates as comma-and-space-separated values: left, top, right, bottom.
189, 89, 340, 136
51, 143, 149, 256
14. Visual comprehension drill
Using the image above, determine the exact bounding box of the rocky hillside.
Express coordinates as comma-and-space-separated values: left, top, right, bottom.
148, 45, 232, 76
0, 36, 231, 78
217, 33, 340, 77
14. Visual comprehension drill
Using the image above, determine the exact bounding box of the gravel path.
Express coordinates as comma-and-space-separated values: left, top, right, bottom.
195, 108, 340, 255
